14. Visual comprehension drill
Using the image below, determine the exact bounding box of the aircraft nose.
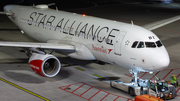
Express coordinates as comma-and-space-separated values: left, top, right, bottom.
151, 52, 170, 70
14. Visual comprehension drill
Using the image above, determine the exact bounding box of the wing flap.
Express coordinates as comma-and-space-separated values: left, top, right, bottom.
143, 15, 180, 31
0, 41, 75, 50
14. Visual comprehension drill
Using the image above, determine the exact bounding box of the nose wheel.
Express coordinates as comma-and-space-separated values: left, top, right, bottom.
129, 69, 140, 84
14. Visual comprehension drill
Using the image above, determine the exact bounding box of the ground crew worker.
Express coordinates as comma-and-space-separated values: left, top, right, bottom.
170, 74, 177, 87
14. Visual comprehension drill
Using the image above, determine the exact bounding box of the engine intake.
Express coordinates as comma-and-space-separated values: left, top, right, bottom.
29, 53, 61, 77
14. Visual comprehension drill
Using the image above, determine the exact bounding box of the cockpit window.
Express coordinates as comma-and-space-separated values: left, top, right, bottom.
156, 40, 163, 47
133, 41, 163, 48
145, 42, 156, 48
137, 42, 144, 48
132, 41, 138, 48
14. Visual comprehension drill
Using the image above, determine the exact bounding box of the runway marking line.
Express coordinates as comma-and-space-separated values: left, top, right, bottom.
75, 67, 85, 71
140, 72, 147, 79
176, 87, 180, 97
72, 83, 85, 93
162, 69, 173, 80
177, 73, 180, 78
92, 73, 103, 78
100, 93, 110, 101
125, 68, 180, 80
0, 77, 50, 101
150, 71, 160, 80
88, 90, 101, 100
125, 74, 132, 78
176, 88, 180, 93
59, 82, 133, 101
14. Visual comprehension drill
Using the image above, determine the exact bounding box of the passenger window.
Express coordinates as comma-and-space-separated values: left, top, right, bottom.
156, 40, 163, 47
145, 42, 156, 48
137, 42, 144, 48
131, 41, 138, 48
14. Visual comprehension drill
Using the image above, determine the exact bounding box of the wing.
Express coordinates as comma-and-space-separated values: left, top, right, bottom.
143, 15, 180, 31
0, 41, 75, 51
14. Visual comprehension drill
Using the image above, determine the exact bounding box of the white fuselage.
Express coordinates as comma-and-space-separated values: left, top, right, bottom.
4, 5, 170, 72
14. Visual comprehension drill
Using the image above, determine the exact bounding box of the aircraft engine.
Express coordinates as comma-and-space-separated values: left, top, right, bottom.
28, 53, 61, 77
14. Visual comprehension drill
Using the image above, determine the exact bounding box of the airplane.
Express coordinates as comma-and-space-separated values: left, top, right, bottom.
0, 4, 180, 83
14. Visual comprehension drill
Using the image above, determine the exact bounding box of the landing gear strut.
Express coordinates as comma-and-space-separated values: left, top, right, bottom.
129, 69, 140, 84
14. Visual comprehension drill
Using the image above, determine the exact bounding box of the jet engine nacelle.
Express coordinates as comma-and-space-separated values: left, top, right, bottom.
29, 53, 61, 77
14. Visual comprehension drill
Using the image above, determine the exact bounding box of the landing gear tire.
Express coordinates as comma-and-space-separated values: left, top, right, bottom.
110, 81, 114, 88
129, 88, 135, 96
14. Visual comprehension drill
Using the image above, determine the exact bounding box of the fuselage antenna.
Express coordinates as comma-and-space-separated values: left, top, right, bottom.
47, 3, 56, 7
56, 7, 58, 12
131, 20, 134, 26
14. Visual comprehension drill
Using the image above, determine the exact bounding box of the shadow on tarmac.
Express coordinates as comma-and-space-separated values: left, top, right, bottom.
4, 68, 72, 83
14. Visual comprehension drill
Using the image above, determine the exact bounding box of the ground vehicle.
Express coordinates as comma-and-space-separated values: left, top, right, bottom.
110, 77, 176, 100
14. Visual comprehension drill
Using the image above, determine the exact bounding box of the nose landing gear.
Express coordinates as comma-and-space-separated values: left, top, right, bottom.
129, 69, 140, 84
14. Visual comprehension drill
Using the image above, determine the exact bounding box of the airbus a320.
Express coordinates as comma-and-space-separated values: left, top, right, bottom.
1, 4, 180, 83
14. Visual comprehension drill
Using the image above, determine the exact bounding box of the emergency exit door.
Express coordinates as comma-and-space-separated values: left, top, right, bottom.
114, 31, 126, 55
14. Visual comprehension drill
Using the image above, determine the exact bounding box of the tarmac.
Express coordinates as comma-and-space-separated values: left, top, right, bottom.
0, 1, 180, 101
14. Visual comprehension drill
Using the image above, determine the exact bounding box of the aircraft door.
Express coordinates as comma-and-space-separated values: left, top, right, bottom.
114, 31, 126, 55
